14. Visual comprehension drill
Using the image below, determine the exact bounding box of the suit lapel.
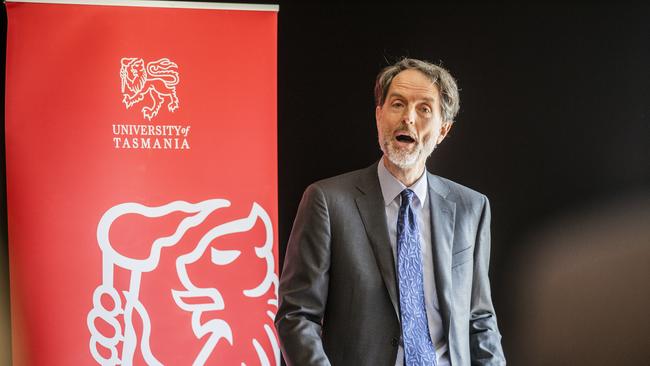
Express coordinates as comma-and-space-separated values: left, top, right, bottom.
354, 162, 400, 319
352, 164, 458, 330
428, 173, 456, 340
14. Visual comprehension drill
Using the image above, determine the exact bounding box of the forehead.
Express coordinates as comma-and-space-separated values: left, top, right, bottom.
388, 69, 439, 100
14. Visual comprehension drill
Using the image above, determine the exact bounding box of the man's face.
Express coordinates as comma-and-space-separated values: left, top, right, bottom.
376, 69, 452, 170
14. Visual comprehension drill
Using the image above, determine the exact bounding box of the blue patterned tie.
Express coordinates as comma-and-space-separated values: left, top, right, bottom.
397, 189, 437, 365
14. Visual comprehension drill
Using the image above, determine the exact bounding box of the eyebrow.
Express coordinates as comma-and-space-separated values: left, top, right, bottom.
387, 92, 435, 103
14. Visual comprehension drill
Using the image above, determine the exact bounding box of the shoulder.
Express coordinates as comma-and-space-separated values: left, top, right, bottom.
297, 163, 378, 213
306, 164, 375, 196
428, 173, 489, 209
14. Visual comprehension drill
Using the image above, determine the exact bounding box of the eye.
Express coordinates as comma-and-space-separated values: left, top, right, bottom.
391, 100, 405, 109
211, 248, 241, 265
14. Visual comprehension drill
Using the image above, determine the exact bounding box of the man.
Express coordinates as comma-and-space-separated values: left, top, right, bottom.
275, 58, 505, 365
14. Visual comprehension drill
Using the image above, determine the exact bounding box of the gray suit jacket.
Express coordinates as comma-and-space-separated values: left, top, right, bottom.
275, 162, 505, 365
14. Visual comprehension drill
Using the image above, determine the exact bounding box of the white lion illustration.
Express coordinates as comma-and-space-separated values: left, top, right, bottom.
120, 57, 179, 121
87, 199, 280, 366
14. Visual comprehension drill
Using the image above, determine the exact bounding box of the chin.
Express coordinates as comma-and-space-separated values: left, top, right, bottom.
379, 137, 432, 170
385, 146, 420, 169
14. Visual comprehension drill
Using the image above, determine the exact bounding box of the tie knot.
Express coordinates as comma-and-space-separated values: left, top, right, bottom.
400, 189, 415, 206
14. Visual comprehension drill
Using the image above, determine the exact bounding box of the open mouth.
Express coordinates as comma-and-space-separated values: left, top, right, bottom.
395, 134, 416, 143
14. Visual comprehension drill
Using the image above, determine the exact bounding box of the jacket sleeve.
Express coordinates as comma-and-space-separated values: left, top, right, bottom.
470, 196, 507, 365
275, 184, 332, 366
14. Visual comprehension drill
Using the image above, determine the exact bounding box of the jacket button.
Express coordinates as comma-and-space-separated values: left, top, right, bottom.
391, 337, 399, 347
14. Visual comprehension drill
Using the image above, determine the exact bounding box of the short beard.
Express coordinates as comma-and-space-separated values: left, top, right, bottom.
379, 135, 437, 169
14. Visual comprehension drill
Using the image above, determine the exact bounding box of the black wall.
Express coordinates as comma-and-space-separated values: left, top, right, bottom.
2, 2, 649, 365
277, 3, 650, 363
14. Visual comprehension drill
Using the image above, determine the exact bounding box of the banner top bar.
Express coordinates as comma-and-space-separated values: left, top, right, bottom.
5, 0, 279, 11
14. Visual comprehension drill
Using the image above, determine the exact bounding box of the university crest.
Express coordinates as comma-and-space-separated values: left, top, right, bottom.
120, 58, 180, 121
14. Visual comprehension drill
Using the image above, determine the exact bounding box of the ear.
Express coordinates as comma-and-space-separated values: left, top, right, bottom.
375, 105, 382, 128
436, 121, 453, 144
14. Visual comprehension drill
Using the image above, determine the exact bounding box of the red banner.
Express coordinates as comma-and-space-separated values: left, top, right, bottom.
5, 1, 279, 365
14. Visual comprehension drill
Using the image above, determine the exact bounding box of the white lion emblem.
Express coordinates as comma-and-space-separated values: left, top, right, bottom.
120, 57, 180, 121
87, 199, 280, 365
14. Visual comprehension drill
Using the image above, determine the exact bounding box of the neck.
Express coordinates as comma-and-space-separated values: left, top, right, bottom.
382, 156, 425, 187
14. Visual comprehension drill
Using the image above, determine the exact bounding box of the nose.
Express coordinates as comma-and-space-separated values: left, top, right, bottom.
402, 106, 416, 125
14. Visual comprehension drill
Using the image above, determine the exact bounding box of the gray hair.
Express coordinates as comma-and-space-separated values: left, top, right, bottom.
374, 58, 460, 124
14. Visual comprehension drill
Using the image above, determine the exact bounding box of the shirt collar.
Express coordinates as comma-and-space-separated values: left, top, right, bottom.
377, 157, 428, 208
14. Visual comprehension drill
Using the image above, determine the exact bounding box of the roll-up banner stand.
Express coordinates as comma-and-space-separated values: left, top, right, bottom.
5, 1, 279, 364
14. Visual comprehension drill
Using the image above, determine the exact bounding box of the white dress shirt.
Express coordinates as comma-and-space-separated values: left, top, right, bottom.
377, 158, 450, 366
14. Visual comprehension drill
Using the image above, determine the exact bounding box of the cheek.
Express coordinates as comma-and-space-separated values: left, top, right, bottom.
421, 133, 435, 146
418, 124, 436, 141
377, 120, 392, 138
421, 119, 444, 137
